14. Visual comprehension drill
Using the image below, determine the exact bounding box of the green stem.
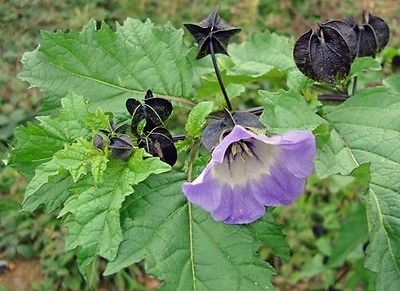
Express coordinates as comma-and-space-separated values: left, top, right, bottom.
209, 39, 233, 111
351, 76, 358, 95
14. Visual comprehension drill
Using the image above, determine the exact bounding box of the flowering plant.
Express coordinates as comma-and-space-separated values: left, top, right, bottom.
10, 7, 400, 290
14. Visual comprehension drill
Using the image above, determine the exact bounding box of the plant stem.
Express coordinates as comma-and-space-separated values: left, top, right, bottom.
187, 139, 201, 182
172, 134, 186, 141
209, 39, 233, 111
243, 106, 264, 116
351, 76, 358, 95
318, 94, 349, 102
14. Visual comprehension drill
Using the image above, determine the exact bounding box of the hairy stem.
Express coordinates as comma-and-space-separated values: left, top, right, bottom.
318, 94, 349, 102
209, 39, 233, 111
243, 106, 264, 116
187, 139, 201, 182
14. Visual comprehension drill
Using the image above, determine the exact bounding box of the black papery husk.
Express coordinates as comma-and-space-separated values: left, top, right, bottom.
126, 90, 172, 134
350, 12, 390, 57
109, 134, 134, 159
184, 8, 241, 59
138, 127, 177, 166
294, 20, 356, 83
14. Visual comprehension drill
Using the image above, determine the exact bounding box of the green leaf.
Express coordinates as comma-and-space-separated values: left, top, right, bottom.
328, 202, 368, 268
85, 108, 110, 131
350, 57, 382, 77
10, 92, 89, 178
314, 129, 358, 178
228, 30, 295, 78
259, 89, 327, 133
22, 173, 73, 213
323, 87, 400, 289
19, 19, 193, 113
105, 172, 288, 290
60, 149, 170, 277
185, 101, 214, 138
22, 138, 108, 212
383, 75, 400, 95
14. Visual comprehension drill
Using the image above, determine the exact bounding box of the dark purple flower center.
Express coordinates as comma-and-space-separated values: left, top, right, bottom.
225, 139, 258, 167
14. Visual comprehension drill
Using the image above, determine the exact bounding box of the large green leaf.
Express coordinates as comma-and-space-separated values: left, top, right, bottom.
19, 19, 193, 113
324, 87, 400, 290
228, 30, 295, 78
10, 92, 89, 178
105, 172, 289, 290
60, 150, 171, 277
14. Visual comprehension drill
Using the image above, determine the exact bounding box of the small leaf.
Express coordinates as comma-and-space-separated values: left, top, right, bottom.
22, 138, 108, 211
185, 101, 214, 138
328, 202, 368, 268
350, 57, 382, 77
10, 92, 89, 178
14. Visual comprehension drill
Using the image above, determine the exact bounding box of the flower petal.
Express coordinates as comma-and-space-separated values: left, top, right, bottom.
214, 184, 266, 224
270, 131, 316, 178
251, 165, 306, 206
182, 125, 316, 225
182, 163, 223, 212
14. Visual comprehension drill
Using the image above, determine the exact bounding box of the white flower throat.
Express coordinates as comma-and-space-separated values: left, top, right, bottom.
212, 138, 279, 187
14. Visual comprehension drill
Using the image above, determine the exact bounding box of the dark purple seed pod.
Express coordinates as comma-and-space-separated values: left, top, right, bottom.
109, 134, 134, 159
351, 12, 390, 57
392, 55, 400, 72
93, 133, 106, 150
126, 90, 172, 134
294, 21, 356, 83
138, 127, 177, 166
184, 8, 241, 59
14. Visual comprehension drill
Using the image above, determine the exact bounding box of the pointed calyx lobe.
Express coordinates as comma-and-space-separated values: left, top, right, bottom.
293, 20, 357, 83
184, 8, 241, 59
348, 11, 390, 57
202, 112, 265, 151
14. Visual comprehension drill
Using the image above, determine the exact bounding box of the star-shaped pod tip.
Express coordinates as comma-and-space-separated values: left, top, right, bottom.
184, 8, 241, 59
126, 90, 173, 134
138, 127, 177, 166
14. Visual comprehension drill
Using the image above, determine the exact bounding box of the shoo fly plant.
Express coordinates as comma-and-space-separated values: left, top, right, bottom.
10, 7, 400, 290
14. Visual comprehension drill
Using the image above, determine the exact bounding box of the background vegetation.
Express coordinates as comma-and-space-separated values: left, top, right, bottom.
1, 0, 399, 290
